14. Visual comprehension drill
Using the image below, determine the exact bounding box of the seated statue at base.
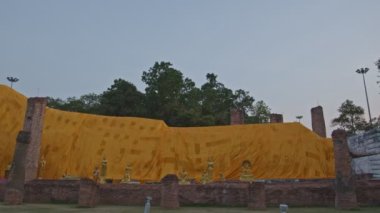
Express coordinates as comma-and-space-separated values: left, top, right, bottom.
240, 160, 255, 182
121, 164, 132, 183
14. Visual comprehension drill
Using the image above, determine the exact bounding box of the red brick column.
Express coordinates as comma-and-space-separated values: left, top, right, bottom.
247, 181, 266, 210
24, 98, 47, 182
78, 179, 99, 208
230, 108, 244, 125
311, 106, 327, 137
4, 97, 47, 205
160, 174, 179, 209
4, 131, 31, 204
332, 129, 358, 210
270, 114, 283, 123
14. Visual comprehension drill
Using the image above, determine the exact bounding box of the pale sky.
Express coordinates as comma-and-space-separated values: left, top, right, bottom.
1, 0, 379, 135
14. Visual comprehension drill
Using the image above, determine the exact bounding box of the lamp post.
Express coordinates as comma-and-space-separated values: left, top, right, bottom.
6, 77, 19, 88
296, 115, 303, 123
356, 68, 372, 124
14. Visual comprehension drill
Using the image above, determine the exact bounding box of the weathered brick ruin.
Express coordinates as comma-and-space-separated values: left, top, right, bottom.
230, 108, 245, 125
311, 106, 327, 138
270, 113, 283, 123
4, 98, 47, 205
348, 128, 380, 179
332, 129, 358, 209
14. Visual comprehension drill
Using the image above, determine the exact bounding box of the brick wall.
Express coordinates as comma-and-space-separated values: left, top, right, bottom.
1, 179, 380, 207
23, 179, 79, 203
0, 181, 5, 201
270, 114, 283, 123
265, 181, 335, 206
179, 181, 248, 206
230, 109, 244, 125
99, 184, 161, 206
356, 179, 380, 206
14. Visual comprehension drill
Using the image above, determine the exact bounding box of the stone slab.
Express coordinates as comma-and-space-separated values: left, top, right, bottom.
352, 153, 380, 177
348, 128, 380, 157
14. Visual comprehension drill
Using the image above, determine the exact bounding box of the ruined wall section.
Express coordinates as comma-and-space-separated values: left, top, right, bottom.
348, 128, 380, 179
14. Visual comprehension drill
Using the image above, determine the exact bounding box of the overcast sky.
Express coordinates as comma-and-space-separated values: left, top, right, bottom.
1, 0, 379, 135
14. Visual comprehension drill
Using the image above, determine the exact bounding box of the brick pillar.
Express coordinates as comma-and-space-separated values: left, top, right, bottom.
332, 129, 358, 210
4, 97, 47, 205
24, 98, 47, 182
311, 106, 327, 138
247, 181, 266, 210
270, 114, 283, 123
4, 131, 30, 205
230, 108, 244, 125
78, 179, 99, 208
160, 174, 179, 209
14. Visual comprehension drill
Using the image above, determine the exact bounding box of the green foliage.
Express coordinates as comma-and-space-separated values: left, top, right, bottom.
245, 100, 271, 124
47, 94, 100, 114
233, 89, 255, 113
200, 73, 235, 125
142, 62, 202, 126
99, 79, 145, 117
48, 61, 262, 127
332, 100, 369, 135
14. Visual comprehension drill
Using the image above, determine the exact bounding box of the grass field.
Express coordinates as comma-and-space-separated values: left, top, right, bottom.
1, 204, 380, 213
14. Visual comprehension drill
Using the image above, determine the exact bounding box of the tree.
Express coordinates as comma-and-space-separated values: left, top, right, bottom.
200, 73, 235, 125
233, 89, 255, 113
6, 77, 19, 88
99, 79, 145, 117
46, 61, 261, 127
79, 93, 101, 114
332, 100, 369, 135
176, 78, 203, 126
47, 97, 66, 109
246, 100, 271, 124
47, 94, 101, 114
142, 62, 200, 126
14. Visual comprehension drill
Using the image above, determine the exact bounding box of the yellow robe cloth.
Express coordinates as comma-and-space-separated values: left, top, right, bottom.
0, 85, 335, 181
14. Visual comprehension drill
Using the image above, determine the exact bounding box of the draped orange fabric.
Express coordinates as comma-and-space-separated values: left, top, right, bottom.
0, 85, 335, 181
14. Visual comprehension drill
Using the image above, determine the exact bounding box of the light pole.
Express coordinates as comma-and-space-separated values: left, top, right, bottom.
6, 77, 19, 88
296, 115, 303, 123
356, 68, 372, 124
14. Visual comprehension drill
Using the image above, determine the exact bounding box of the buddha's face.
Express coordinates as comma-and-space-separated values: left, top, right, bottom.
242, 161, 251, 169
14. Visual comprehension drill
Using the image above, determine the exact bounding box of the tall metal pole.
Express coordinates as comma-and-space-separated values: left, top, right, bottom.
356, 68, 372, 124
361, 73, 372, 124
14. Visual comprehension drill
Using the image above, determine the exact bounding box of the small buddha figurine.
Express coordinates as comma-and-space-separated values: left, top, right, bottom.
99, 157, 107, 184
6, 163, 12, 171
206, 158, 214, 182
4, 162, 12, 179
200, 158, 215, 184
178, 169, 190, 185
200, 170, 209, 184
92, 166, 100, 182
240, 160, 255, 182
121, 164, 132, 183
219, 173, 225, 181
38, 158, 46, 179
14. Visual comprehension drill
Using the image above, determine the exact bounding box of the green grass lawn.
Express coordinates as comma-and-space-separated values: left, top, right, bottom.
0, 203, 379, 213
